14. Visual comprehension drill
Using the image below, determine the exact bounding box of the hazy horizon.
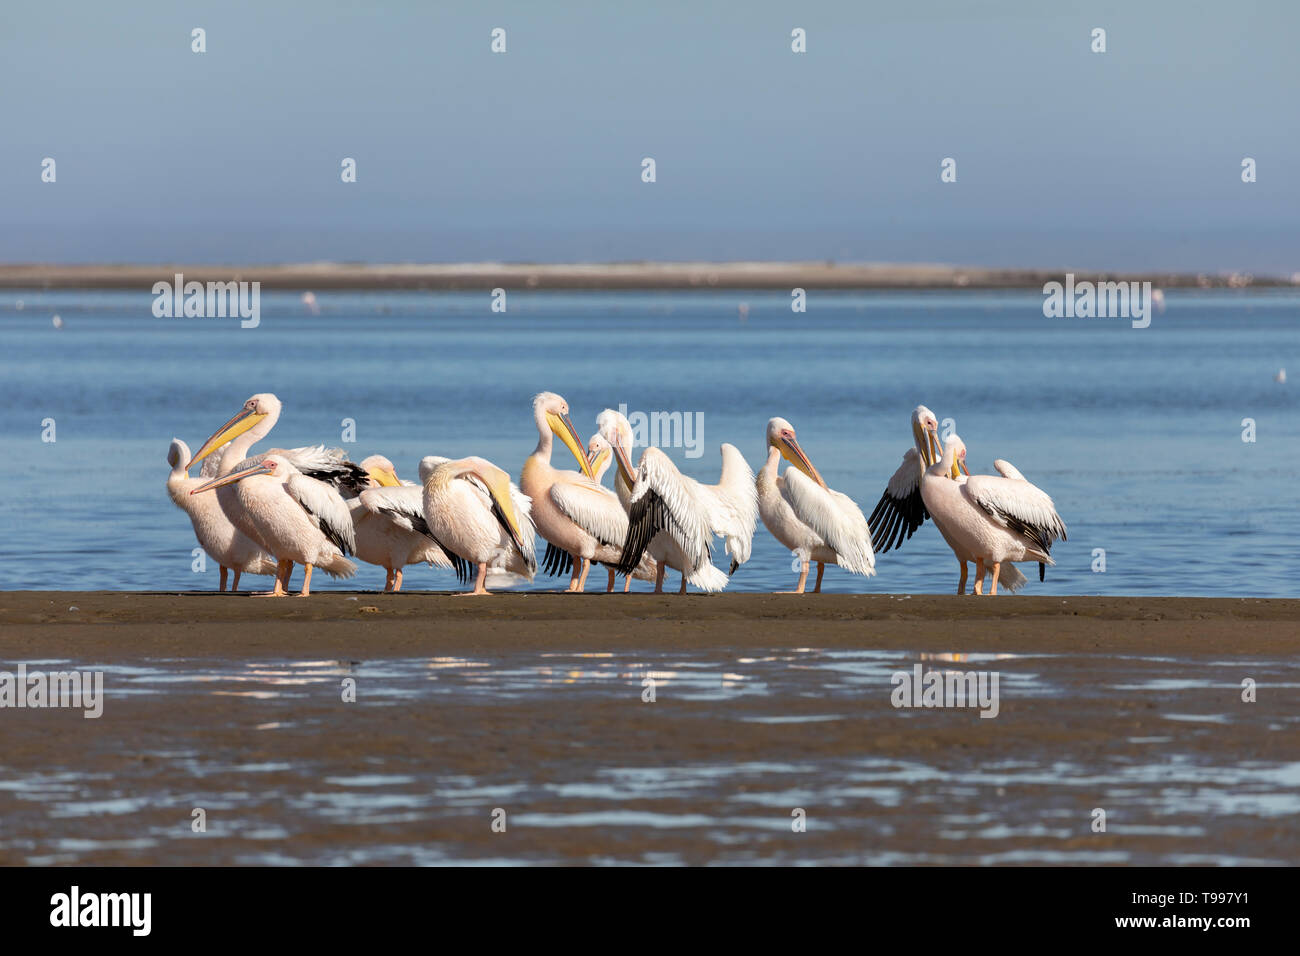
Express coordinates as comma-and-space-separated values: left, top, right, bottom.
3, 1, 1297, 272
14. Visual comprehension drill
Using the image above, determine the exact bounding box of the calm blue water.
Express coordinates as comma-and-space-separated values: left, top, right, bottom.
1, 288, 1296, 595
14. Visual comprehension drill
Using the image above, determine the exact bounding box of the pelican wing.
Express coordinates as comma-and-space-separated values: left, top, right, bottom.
697, 443, 759, 573
360, 485, 472, 581
962, 474, 1067, 556
615, 447, 712, 575
867, 447, 929, 553
508, 483, 538, 574
292, 447, 370, 498
782, 469, 876, 576
285, 472, 357, 556
993, 459, 1027, 481
549, 476, 629, 550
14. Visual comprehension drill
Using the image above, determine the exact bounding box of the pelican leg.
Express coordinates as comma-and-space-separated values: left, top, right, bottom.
231, 570, 242, 592
384, 568, 394, 592
654, 562, 666, 593
262, 559, 292, 597
777, 558, 809, 594
990, 562, 1001, 596
565, 554, 581, 592
575, 558, 592, 593
393, 568, 403, 593
298, 563, 314, 597
623, 573, 632, 593
814, 562, 826, 594
606, 568, 616, 593
455, 562, 491, 596
219, 566, 229, 592
958, 560, 968, 595
973, 558, 985, 596
678, 572, 687, 595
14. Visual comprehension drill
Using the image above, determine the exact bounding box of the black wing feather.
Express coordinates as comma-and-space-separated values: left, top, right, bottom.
867, 486, 929, 554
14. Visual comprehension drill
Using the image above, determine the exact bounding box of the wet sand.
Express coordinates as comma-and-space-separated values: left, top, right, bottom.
2, 593, 1297, 865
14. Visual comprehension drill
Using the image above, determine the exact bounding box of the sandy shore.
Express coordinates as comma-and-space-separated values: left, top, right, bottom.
0, 261, 1290, 291
3, 592, 1297, 658
2, 593, 1296, 866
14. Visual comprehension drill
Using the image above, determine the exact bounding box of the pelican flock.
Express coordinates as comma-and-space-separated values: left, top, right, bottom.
166, 392, 1066, 596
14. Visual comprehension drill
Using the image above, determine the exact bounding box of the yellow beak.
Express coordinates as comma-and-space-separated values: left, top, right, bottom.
368, 467, 401, 487
548, 411, 595, 479
187, 407, 267, 470
777, 434, 827, 488
611, 439, 637, 488
475, 465, 526, 552
190, 461, 272, 494
588, 446, 611, 477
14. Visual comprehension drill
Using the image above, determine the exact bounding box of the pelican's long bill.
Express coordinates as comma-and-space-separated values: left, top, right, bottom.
912, 418, 942, 468
547, 410, 595, 479
367, 465, 401, 487
588, 444, 611, 476
189, 460, 272, 495
775, 433, 826, 489
474, 464, 527, 552
187, 405, 268, 470
610, 436, 637, 488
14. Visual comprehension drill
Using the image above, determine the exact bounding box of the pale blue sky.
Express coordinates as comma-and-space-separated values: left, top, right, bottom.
2, 0, 1296, 271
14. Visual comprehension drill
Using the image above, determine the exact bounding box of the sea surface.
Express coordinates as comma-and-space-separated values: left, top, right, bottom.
1, 288, 1296, 595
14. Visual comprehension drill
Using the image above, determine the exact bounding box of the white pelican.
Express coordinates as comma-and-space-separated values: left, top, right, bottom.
599, 409, 757, 593
757, 418, 875, 593
586, 432, 659, 593
421, 456, 536, 595
869, 407, 1062, 594
348, 455, 468, 592
186, 393, 368, 548
521, 391, 631, 594
191, 454, 357, 596
165, 438, 276, 591
930, 434, 1067, 594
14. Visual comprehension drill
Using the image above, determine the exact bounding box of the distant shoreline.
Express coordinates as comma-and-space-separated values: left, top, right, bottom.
0, 262, 1293, 291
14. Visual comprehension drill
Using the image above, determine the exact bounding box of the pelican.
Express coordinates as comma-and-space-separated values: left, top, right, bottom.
586, 433, 659, 593
186, 393, 368, 549
521, 391, 631, 594
600, 409, 757, 593
421, 456, 536, 595
348, 455, 468, 592
929, 434, 1067, 594
165, 438, 277, 591
757, 418, 874, 593
190, 454, 357, 596
869, 407, 1061, 594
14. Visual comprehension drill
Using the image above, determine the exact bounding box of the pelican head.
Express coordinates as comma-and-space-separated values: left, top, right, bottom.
587, 433, 613, 480
167, 438, 190, 472
190, 452, 293, 495
187, 393, 281, 470
533, 391, 594, 478
597, 408, 637, 488
766, 417, 826, 488
911, 405, 941, 468
418, 455, 451, 485
945, 434, 970, 478
359, 454, 401, 487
